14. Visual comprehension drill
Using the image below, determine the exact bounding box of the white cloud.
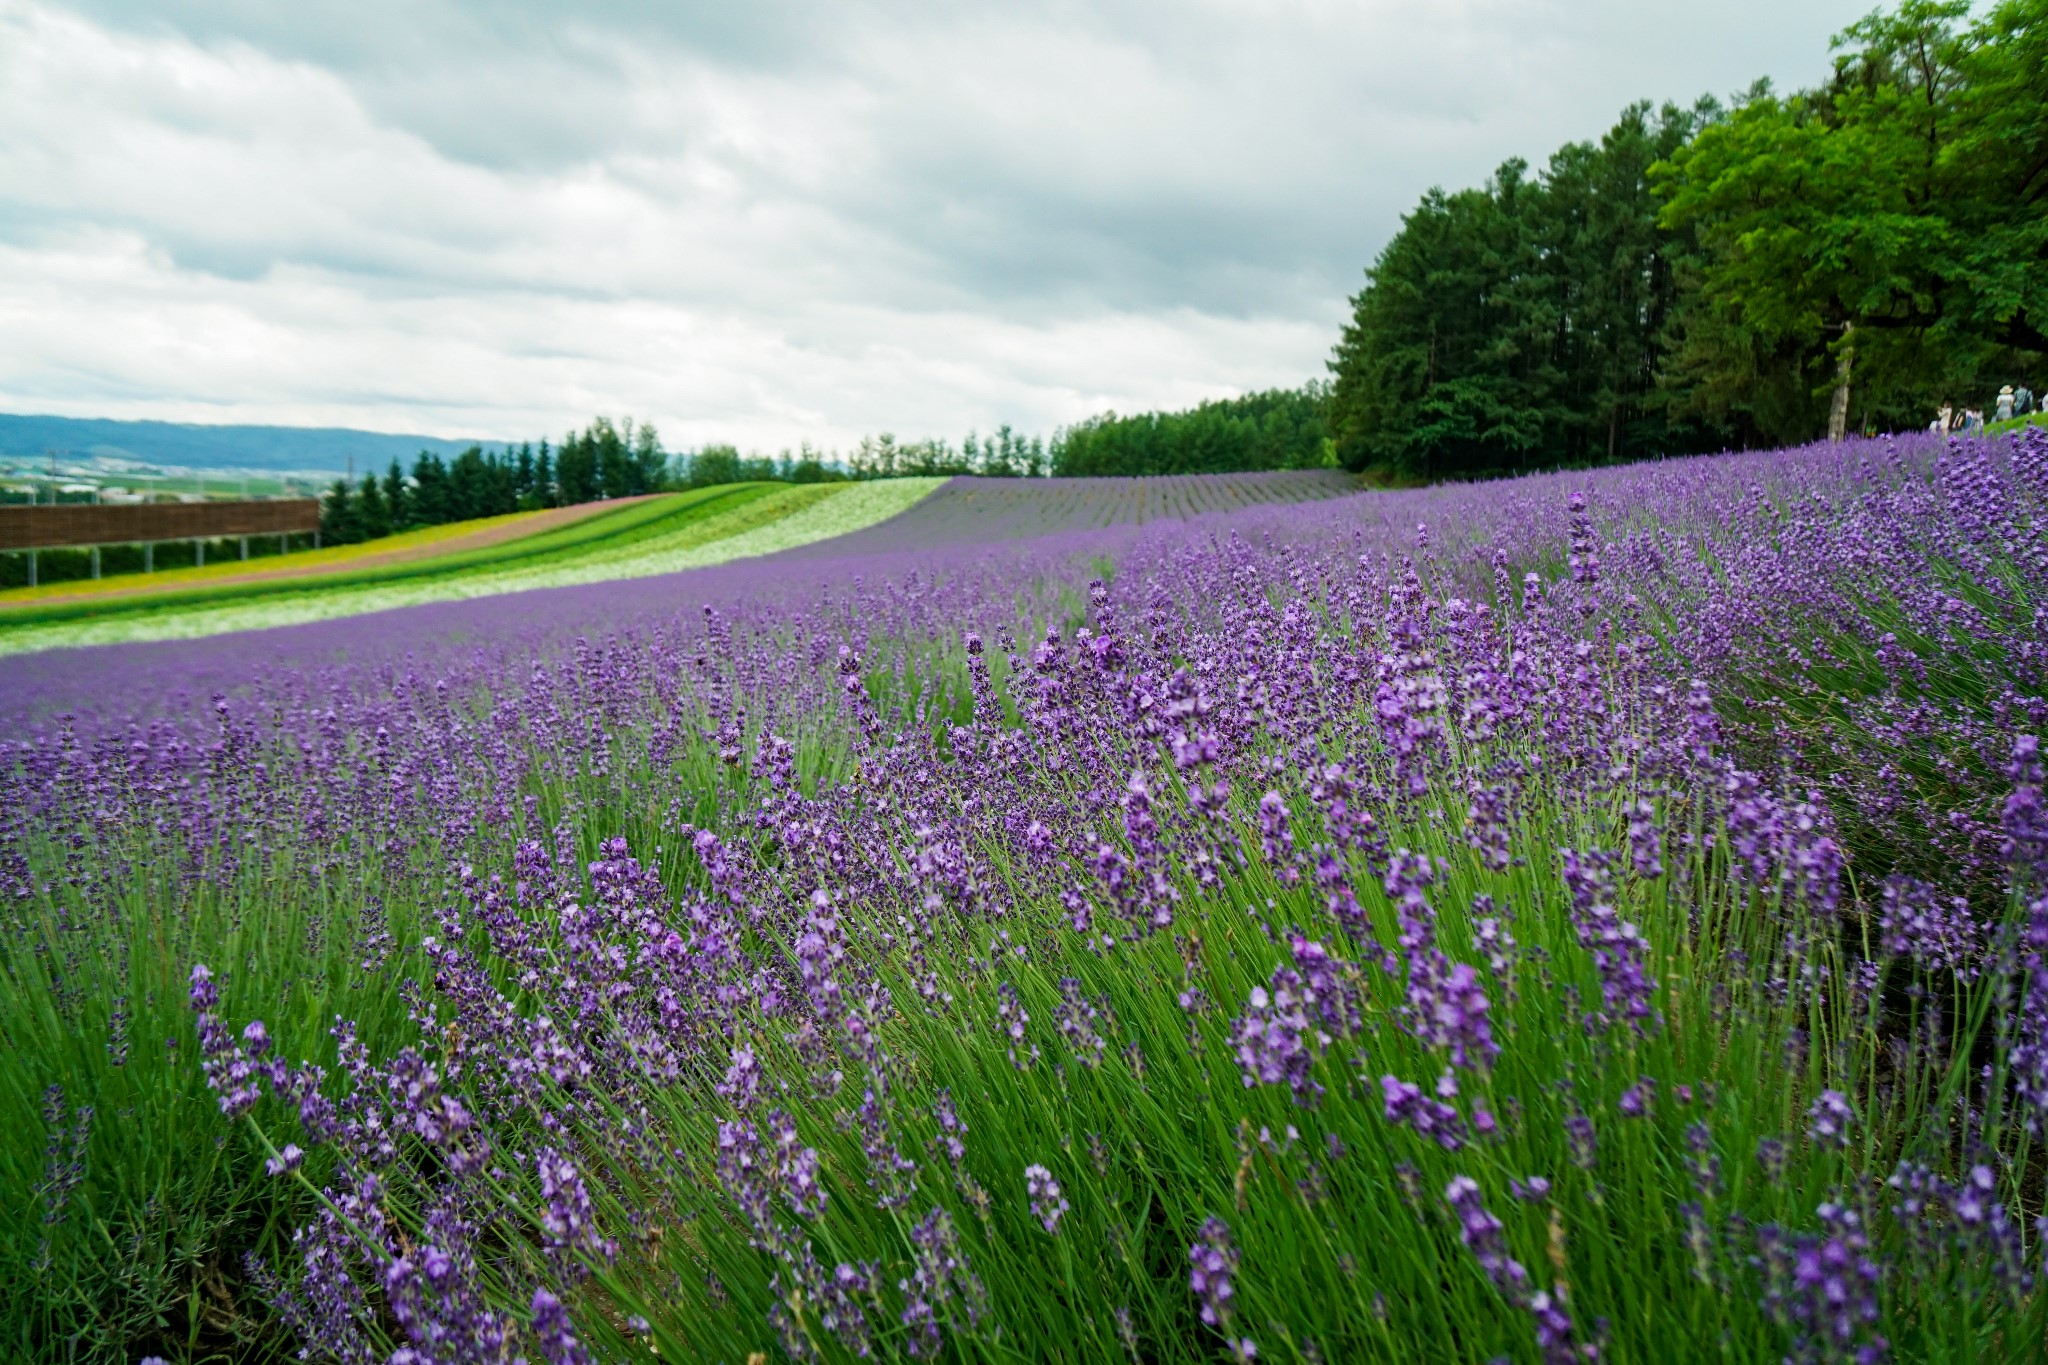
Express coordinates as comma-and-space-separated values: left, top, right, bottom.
0, 0, 1866, 450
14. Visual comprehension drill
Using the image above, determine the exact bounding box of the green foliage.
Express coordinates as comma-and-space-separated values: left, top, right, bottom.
318, 418, 673, 548
1050, 386, 1333, 477
680, 443, 852, 487
1327, 102, 1722, 480
1329, 0, 2046, 476
1, 810, 429, 1362
842, 427, 1047, 480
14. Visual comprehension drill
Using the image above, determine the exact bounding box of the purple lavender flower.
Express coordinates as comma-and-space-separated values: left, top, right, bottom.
1445, 1175, 1529, 1297
188, 965, 265, 1118
1232, 973, 1324, 1107
796, 889, 848, 1028
1381, 1074, 1467, 1150
32, 1088, 91, 1269
1806, 1090, 1854, 1150
1528, 1290, 1582, 1363
996, 982, 1036, 1070
1757, 1136, 1789, 1183
530, 1287, 590, 1365
1055, 978, 1107, 1069
768, 1108, 826, 1218
1024, 1164, 1069, 1234
1889, 1160, 2029, 1291
819, 1258, 879, 1356
1755, 1203, 1887, 1364
770, 1241, 878, 1360
718, 1045, 763, 1112
1466, 783, 1513, 871
931, 1089, 968, 1172
2007, 736, 2048, 878
1685, 1123, 1722, 1199
1445, 1176, 1591, 1359
1626, 798, 1663, 880
1257, 791, 1300, 885
1288, 935, 1364, 1038
188, 963, 218, 1012
1189, 1215, 1256, 1359
1878, 876, 1981, 973
1563, 1114, 1597, 1171
715, 1120, 776, 1242
856, 1085, 918, 1211
1386, 852, 1498, 1070
1559, 849, 1656, 1029
537, 1148, 613, 1265
899, 1207, 986, 1359
378, 1235, 518, 1364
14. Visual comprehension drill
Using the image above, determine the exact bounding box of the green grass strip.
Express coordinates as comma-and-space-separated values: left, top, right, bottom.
0, 479, 945, 655
0, 485, 768, 630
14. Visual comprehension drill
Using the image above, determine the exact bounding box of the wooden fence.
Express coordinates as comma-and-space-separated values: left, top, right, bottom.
0, 500, 322, 552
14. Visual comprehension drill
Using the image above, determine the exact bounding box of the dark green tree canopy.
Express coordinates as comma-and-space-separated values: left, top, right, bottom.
319, 416, 671, 546
1328, 0, 2043, 477
1051, 386, 1333, 477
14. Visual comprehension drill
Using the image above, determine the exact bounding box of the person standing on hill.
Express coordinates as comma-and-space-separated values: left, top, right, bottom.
1997, 386, 2016, 422
2019, 384, 2037, 417
1937, 401, 1955, 432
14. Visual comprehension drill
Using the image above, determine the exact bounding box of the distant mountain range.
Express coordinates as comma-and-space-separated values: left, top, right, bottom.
0, 414, 498, 476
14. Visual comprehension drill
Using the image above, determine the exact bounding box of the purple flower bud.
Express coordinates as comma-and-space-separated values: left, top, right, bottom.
187, 964, 218, 1012
531, 1287, 590, 1365
1381, 1074, 1466, 1150
1564, 1114, 1597, 1171
1024, 1164, 1069, 1234
1445, 1175, 1528, 1296
1189, 1216, 1242, 1335
1806, 1090, 1854, 1149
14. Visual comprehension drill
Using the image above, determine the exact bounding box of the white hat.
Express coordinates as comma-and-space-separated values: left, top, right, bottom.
2003, 385, 2016, 394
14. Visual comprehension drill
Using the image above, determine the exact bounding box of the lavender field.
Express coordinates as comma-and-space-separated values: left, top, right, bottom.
4, 435, 2044, 1363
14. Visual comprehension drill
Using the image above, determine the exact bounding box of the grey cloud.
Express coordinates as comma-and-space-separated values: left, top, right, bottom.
1, 0, 1870, 448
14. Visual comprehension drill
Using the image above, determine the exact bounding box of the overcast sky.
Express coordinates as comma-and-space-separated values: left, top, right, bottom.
0, 0, 1867, 452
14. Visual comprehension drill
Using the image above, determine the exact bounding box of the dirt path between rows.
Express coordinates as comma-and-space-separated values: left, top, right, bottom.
3, 496, 661, 609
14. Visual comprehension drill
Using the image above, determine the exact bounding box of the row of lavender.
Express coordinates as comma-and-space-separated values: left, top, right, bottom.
4, 431, 2043, 1361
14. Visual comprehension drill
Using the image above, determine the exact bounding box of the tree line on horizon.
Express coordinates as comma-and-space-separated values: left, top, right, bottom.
318, 417, 669, 544
315, 420, 1063, 546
